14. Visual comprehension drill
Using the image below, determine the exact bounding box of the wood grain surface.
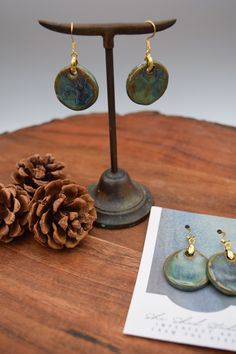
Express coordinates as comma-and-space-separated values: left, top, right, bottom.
0, 111, 236, 354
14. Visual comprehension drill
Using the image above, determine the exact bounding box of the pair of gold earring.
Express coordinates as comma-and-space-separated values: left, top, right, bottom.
163, 225, 236, 296
54, 21, 169, 111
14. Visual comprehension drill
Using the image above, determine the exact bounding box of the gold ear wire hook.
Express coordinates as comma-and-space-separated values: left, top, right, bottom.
185, 225, 195, 257
70, 22, 76, 52
217, 229, 235, 261
70, 22, 78, 74
145, 20, 156, 40
144, 20, 156, 73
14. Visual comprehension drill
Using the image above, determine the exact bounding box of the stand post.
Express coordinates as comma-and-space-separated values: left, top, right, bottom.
86, 34, 153, 229
105, 47, 118, 173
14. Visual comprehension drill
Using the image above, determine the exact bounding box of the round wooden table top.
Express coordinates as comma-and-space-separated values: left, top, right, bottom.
0, 111, 235, 354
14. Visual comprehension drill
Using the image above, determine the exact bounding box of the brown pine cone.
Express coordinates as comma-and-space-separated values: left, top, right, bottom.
28, 179, 97, 249
0, 183, 30, 243
12, 153, 65, 197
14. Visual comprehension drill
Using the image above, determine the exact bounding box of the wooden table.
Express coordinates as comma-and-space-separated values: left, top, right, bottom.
0, 111, 236, 354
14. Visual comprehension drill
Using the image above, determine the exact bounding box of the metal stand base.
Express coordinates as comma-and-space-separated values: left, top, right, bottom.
88, 168, 153, 229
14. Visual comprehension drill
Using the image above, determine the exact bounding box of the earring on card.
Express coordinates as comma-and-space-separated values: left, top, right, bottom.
207, 229, 236, 296
54, 22, 99, 111
163, 225, 208, 291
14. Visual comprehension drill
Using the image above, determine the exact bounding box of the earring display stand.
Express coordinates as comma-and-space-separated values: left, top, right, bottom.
39, 19, 176, 228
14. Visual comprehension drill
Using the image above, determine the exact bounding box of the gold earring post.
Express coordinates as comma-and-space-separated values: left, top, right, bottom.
185, 225, 195, 256
217, 229, 235, 261
144, 20, 156, 73
70, 22, 78, 74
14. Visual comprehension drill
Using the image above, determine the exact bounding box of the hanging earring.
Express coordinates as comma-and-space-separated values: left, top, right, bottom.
207, 229, 236, 295
126, 20, 169, 105
54, 22, 99, 111
163, 225, 208, 291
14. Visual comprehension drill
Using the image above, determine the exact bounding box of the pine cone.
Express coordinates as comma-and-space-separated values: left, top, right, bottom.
0, 183, 30, 243
12, 153, 65, 197
28, 179, 97, 249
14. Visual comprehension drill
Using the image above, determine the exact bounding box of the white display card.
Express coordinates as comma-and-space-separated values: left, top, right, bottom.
124, 207, 236, 351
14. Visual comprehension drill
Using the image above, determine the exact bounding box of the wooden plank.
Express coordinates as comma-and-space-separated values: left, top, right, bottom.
0, 235, 138, 354
0, 111, 235, 353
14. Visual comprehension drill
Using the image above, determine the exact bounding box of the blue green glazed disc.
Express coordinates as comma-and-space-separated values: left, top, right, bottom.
163, 249, 208, 291
54, 65, 99, 111
126, 62, 169, 105
207, 253, 236, 296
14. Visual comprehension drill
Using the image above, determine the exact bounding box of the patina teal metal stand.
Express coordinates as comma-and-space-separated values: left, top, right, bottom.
39, 19, 176, 228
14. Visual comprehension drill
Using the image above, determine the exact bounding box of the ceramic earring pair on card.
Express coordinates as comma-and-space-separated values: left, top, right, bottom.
163, 226, 236, 296
54, 21, 168, 111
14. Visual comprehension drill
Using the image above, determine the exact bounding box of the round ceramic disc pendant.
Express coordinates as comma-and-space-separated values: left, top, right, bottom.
126, 61, 169, 105
163, 249, 208, 291
207, 253, 236, 295
54, 65, 99, 111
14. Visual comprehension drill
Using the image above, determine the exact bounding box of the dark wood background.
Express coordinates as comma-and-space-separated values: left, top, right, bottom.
0, 111, 235, 353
